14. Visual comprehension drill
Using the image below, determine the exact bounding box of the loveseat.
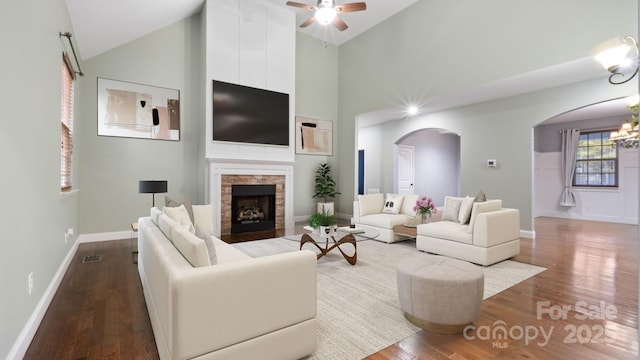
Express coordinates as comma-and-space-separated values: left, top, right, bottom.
416, 197, 520, 266
352, 193, 419, 243
138, 207, 317, 360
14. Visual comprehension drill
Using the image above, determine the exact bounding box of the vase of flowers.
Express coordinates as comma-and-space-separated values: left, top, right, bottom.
413, 196, 436, 224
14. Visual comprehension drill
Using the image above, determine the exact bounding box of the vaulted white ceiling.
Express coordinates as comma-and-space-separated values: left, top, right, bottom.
65, 0, 417, 60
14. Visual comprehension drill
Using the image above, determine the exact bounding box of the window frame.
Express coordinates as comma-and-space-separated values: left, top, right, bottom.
572, 129, 619, 188
61, 53, 75, 192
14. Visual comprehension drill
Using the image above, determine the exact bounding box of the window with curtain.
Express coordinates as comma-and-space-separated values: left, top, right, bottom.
61, 53, 75, 191
573, 130, 618, 187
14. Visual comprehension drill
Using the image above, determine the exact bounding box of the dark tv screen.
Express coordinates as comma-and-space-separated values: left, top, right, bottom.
212, 80, 289, 146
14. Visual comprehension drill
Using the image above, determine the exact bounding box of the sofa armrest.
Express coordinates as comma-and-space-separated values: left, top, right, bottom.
170, 250, 317, 359
473, 208, 520, 247
353, 200, 361, 223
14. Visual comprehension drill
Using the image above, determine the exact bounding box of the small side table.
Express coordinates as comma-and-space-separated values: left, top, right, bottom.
131, 222, 138, 264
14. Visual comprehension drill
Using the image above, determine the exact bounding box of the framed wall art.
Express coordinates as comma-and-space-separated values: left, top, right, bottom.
97, 78, 180, 141
295, 116, 332, 155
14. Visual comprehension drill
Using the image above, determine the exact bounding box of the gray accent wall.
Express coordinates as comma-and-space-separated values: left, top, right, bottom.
335, 0, 637, 231
76, 16, 205, 234
534, 115, 627, 152
1, 0, 80, 357
294, 33, 340, 217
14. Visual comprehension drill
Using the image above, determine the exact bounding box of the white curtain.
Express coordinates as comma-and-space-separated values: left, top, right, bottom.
559, 129, 580, 207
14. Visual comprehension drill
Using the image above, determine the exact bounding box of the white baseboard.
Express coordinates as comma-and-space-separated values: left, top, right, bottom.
7, 239, 79, 360
520, 230, 535, 239
536, 211, 638, 225
78, 230, 135, 243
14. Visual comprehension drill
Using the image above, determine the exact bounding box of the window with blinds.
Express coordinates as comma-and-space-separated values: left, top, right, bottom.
61, 53, 75, 191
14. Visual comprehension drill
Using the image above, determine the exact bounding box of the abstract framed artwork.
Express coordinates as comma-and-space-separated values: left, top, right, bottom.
295, 117, 333, 155
97, 78, 180, 141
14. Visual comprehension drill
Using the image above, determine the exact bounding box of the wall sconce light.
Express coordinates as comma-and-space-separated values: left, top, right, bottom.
595, 36, 639, 85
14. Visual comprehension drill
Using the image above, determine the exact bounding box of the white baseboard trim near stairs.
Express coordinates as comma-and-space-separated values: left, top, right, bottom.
7, 239, 79, 360
520, 230, 535, 239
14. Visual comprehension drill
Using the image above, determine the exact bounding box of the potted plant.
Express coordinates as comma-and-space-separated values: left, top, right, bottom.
308, 211, 337, 238
313, 163, 340, 215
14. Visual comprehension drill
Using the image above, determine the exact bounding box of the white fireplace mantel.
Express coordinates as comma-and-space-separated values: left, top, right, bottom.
208, 159, 294, 237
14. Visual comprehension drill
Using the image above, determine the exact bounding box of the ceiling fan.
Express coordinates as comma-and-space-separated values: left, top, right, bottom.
286, 0, 367, 31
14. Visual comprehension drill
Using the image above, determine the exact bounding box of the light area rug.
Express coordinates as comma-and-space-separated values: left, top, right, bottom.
232, 237, 546, 360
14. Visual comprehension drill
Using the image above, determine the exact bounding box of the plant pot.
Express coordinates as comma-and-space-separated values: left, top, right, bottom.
316, 202, 335, 216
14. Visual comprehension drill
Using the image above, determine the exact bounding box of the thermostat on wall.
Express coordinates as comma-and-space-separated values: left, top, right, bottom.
487, 159, 497, 167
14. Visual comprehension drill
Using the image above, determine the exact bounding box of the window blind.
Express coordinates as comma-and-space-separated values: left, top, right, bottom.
61, 53, 75, 191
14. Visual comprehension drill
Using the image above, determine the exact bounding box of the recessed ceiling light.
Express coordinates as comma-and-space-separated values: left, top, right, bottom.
407, 106, 419, 115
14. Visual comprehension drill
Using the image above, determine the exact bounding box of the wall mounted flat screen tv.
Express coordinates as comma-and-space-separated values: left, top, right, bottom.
212, 80, 289, 146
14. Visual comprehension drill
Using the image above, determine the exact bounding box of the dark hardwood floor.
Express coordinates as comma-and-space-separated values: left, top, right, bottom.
25, 217, 637, 359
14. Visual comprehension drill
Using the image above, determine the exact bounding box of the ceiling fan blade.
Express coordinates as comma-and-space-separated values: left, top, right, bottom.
300, 16, 317, 28
335, 2, 366, 13
286, 1, 316, 11
332, 16, 348, 31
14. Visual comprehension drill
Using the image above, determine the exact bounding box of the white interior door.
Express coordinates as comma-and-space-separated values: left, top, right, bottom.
397, 145, 415, 195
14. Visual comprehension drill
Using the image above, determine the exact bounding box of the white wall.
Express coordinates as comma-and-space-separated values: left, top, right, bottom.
205, 0, 296, 163
535, 149, 638, 224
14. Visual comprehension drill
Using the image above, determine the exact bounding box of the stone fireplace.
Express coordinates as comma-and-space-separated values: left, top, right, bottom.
208, 161, 294, 237
221, 176, 284, 235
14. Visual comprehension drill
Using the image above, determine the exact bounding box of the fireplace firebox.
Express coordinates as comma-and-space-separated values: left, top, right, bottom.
231, 184, 276, 234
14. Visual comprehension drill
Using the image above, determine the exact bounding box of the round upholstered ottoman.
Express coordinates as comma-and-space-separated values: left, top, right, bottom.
397, 254, 484, 334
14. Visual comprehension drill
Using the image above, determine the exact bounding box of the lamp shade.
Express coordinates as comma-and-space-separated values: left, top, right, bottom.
139, 180, 168, 194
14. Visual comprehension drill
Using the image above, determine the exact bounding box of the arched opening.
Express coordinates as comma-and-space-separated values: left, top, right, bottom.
393, 128, 460, 206
532, 96, 638, 225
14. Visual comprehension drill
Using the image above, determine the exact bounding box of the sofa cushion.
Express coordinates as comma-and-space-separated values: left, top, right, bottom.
358, 193, 384, 216
458, 196, 475, 224
417, 221, 472, 245
468, 199, 502, 233
171, 226, 211, 267
213, 237, 252, 263
382, 194, 403, 214
442, 196, 463, 222
400, 194, 419, 216
163, 204, 194, 229
165, 195, 194, 223
158, 213, 179, 242
195, 224, 217, 265
150, 207, 162, 226
193, 204, 214, 235
359, 213, 409, 229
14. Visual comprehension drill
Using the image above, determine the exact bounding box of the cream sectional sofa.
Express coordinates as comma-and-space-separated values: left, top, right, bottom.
416, 198, 520, 266
352, 193, 419, 243
138, 207, 317, 360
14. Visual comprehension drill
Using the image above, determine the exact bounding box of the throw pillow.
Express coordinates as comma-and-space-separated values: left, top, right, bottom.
467, 199, 503, 233
165, 195, 194, 223
192, 204, 214, 235
163, 204, 194, 229
358, 193, 384, 216
442, 196, 464, 222
195, 224, 217, 265
382, 194, 403, 214
400, 194, 419, 216
458, 196, 475, 224
474, 190, 487, 203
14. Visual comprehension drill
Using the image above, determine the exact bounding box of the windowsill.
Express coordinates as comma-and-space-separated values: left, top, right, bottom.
572, 187, 619, 193
60, 189, 80, 199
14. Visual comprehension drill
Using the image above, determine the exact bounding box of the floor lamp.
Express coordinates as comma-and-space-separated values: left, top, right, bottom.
138, 180, 168, 207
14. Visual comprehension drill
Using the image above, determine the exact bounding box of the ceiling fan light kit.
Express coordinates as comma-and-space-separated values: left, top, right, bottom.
286, 0, 367, 31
